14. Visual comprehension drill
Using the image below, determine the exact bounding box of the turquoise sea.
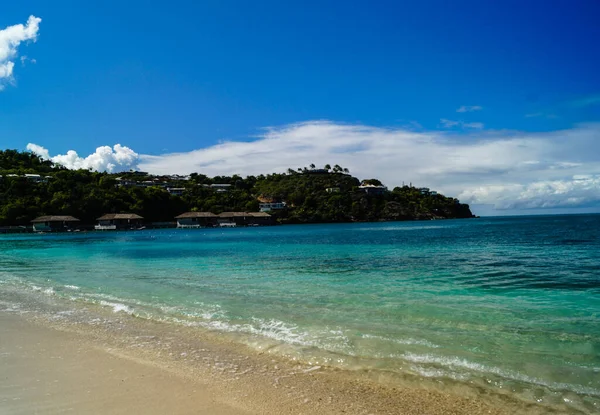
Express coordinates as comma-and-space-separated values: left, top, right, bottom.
1, 215, 599, 412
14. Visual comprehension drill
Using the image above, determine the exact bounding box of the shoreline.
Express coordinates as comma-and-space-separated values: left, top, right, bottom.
0, 216, 476, 235
0, 294, 561, 415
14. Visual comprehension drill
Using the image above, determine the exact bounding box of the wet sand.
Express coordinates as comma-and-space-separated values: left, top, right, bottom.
0, 313, 251, 415
0, 309, 549, 415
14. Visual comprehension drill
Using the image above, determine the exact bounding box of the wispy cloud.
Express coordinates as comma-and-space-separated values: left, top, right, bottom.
139, 121, 600, 210
440, 119, 484, 129
525, 112, 558, 119
570, 95, 600, 108
19, 55, 36, 66
29, 121, 600, 212
523, 94, 600, 120
463, 121, 484, 129
440, 119, 460, 128
0, 15, 41, 90
456, 105, 483, 113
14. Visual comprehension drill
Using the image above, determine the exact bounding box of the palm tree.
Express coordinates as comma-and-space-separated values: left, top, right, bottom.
324, 164, 331, 171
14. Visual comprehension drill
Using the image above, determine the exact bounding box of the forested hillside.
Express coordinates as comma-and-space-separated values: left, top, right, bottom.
0, 150, 474, 225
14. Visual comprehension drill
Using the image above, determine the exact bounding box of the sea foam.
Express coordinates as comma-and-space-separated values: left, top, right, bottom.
400, 352, 600, 397
361, 333, 440, 348
100, 300, 134, 314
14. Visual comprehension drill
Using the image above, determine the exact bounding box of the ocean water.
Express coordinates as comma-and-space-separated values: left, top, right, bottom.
1, 215, 599, 412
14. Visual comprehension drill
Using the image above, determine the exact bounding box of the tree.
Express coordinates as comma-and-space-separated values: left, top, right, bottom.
0, 150, 474, 226
309, 163, 316, 169
324, 164, 331, 171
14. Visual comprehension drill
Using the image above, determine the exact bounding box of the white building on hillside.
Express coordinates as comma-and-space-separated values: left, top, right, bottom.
259, 202, 286, 212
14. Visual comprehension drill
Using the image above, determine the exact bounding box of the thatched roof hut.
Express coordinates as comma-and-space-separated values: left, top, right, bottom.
175, 212, 217, 219
31, 215, 80, 223
218, 212, 249, 218
97, 213, 144, 220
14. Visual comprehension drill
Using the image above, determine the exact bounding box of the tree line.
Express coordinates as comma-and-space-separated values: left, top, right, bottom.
0, 150, 474, 226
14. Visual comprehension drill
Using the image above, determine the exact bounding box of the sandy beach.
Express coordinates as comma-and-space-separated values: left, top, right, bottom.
0, 313, 250, 415
0, 307, 545, 415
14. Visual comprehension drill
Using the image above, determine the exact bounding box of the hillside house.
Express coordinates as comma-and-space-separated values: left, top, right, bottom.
167, 187, 186, 196
210, 184, 232, 193
358, 184, 387, 195
24, 174, 45, 183
259, 202, 286, 212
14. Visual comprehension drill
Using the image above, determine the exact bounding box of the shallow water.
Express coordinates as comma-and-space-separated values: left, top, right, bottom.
1, 215, 599, 413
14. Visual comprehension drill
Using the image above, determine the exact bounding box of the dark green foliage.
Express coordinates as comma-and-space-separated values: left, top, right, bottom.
0, 149, 58, 173
0, 151, 474, 225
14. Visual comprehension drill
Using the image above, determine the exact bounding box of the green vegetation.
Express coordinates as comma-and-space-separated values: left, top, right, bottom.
0, 149, 57, 173
0, 150, 474, 226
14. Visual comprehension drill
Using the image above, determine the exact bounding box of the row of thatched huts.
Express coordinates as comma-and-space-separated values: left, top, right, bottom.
29, 212, 273, 232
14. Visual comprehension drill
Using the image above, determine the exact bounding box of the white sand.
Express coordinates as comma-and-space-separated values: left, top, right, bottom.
0, 311, 533, 415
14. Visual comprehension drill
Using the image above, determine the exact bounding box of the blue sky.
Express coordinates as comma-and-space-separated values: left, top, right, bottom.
1, 1, 600, 215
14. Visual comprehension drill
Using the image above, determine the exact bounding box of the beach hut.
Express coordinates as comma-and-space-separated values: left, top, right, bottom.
175, 212, 218, 228
217, 212, 249, 227
95, 213, 144, 230
247, 212, 274, 226
31, 215, 80, 232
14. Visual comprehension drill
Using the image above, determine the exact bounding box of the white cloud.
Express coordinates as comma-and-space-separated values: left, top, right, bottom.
0, 15, 41, 89
27, 121, 600, 211
440, 119, 484, 129
456, 105, 483, 113
27, 143, 140, 173
459, 175, 600, 209
25, 143, 50, 159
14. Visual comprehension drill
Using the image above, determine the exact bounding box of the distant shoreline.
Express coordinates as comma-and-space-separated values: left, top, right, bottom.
1, 151, 475, 229
0, 215, 476, 234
